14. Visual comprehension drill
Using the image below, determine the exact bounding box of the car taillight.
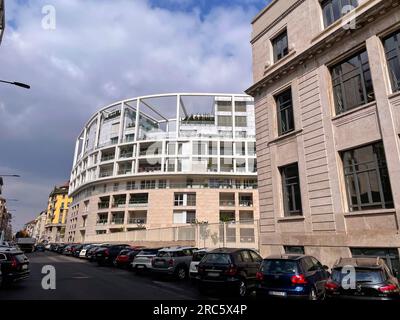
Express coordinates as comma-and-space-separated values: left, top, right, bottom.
325, 280, 339, 291
291, 274, 307, 284
225, 265, 238, 276
104, 249, 109, 256
11, 256, 18, 269
256, 271, 264, 281
378, 284, 399, 293
198, 266, 205, 274
168, 259, 174, 266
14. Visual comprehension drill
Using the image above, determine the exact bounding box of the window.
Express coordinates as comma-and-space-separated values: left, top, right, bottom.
276, 88, 294, 135
272, 30, 289, 62
173, 210, 196, 224
126, 181, 135, 190
174, 193, 184, 206
281, 163, 302, 216
321, 0, 358, 28
331, 50, 375, 114
218, 115, 232, 127
235, 116, 247, 127
342, 142, 393, 211
384, 30, 400, 93
140, 180, 156, 189
174, 193, 196, 206
235, 101, 247, 112
284, 246, 305, 254
217, 101, 232, 112
158, 180, 167, 189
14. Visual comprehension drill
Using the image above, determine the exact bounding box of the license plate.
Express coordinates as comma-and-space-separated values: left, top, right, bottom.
207, 272, 220, 277
22, 265, 28, 270
269, 291, 287, 297
137, 265, 144, 269
155, 261, 164, 266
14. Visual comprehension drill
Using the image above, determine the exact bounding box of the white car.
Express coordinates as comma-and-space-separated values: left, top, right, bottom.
79, 244, 97, 258
131, 248, 161, 272
189, 249, 210, 279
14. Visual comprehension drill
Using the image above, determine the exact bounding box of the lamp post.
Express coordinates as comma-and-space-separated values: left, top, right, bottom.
0, 80, 30, 89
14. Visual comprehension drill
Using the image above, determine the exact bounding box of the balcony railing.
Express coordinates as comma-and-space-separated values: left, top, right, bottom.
96, 219, 108, 225
99, 171, 113, 178
119, 153, 133, 159
112, 200, 126, 208
128, 218, 147, 224
239, 201, 253, 207
101, 155, 115, 162
98, 202, 110, 209
110, 218, 124, 225
220, 200, 235, 206
128, 201, 148, 207
118, 169, 132, 175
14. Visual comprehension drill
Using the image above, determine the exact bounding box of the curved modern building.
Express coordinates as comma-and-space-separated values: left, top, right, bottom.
66, 93, 258, 243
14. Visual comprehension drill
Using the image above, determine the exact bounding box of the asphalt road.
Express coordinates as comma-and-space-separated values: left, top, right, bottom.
0, 251, 207, 300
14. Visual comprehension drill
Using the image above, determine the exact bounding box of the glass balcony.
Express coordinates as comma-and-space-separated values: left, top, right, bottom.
110, 218, 124, 225
112, 200, 126, 208
99, 171, 113, 178
128, 218, 147, 224
98, 202, 109, 209
96, 219, 108, 225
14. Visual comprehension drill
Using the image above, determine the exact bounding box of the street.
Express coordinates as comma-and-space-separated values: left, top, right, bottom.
0, 251, 207, 300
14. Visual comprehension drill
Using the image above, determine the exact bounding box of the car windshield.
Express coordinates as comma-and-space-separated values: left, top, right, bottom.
261, 260, 298, 275
157, 251, 172, 258
139, 249, 159, 255
202, 253, 231, 265
332, 268, 385, 284
119, 249, 131, 255
13, 254, 27, 263
192, 251, 207, 262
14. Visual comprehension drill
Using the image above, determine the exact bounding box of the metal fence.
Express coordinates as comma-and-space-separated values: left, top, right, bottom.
84, 220, 259, 250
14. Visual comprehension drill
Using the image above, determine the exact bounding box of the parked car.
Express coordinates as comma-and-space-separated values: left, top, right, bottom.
56, 244, 67, 254
72, 244, 84, 257
256, 254, 330, 300
96, 244, 131, 266
87, 245, 104, 262
325, 257, 400, 300
79, 244, 95, 259
197, 248, 263, 297
0, 247, 30, 286
35, 244, 46, 252
151, 247, 197, 280
45, 243, 51, 250
63, 244, 75, 255
115, 247, 144, 268
131, 248, 161, 273
189, 249, 211, 280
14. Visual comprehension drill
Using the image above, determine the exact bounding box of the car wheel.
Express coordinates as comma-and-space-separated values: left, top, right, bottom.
309, 288, 318, 301
176, 266, 187, 280
238, 280, 247, 297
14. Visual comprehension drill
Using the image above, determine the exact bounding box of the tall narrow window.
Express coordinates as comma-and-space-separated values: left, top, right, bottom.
384, 30, 400, 93
321, 0, 359, 28
276, 88, 294, 136
331, 50, 375, 114
281, 163, 302, 216
342, 142, 393, 212
272, 30, 289, 62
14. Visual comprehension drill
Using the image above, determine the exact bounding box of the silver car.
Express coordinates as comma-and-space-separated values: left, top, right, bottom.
131, 248, 161, 272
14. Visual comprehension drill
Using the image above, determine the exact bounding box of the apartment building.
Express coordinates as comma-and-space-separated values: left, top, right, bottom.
247, 0, 400, 270
44, 183, 72, 243
66, 93, 259, 243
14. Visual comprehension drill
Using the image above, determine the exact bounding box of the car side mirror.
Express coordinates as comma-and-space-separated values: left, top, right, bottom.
323, 265, 329, 271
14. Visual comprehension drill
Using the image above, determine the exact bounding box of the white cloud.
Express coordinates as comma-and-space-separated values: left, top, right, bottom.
0, 0, 258, 229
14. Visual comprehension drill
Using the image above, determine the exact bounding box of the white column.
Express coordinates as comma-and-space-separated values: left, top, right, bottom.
134, 99, 140, 142
176, 94, 180, 139
118, 102, 125, 143
81, 128, 87, 157
94, 112, 101, 148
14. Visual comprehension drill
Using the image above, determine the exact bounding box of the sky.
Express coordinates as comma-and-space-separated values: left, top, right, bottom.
0, 0, 269, 232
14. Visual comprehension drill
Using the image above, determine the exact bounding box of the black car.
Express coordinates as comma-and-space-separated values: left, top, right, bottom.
96, 244, 131, 266
256, 254, 330, 300
325, 257, 400, 300
197, 248, 263, 297
0, 249, 30, 286
35, 244, 45, 252
88, 245, 104, 262
56, 244, 67, 253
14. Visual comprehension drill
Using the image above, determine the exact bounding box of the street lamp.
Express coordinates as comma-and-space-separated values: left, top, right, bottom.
0, 80, 30, 89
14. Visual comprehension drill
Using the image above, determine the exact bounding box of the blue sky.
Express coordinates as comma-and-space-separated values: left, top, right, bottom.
0, 0, 269, 231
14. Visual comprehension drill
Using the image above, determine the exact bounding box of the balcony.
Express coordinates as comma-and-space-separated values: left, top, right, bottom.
128, 218, 147, 224
98, 202, 109, 209
96, 219, 108, 225
119, 152, 133, 159
219, 200, 235, 206
101, 154, 115, 162
239, 200, 253, 207
110, 218, 124, 225
128, 201, 148, 207
112, 200, 126, 208
118, 169, 132, 175
99, 171, 113, 178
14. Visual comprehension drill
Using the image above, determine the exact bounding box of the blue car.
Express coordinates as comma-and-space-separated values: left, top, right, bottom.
256, 254, 330, 300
